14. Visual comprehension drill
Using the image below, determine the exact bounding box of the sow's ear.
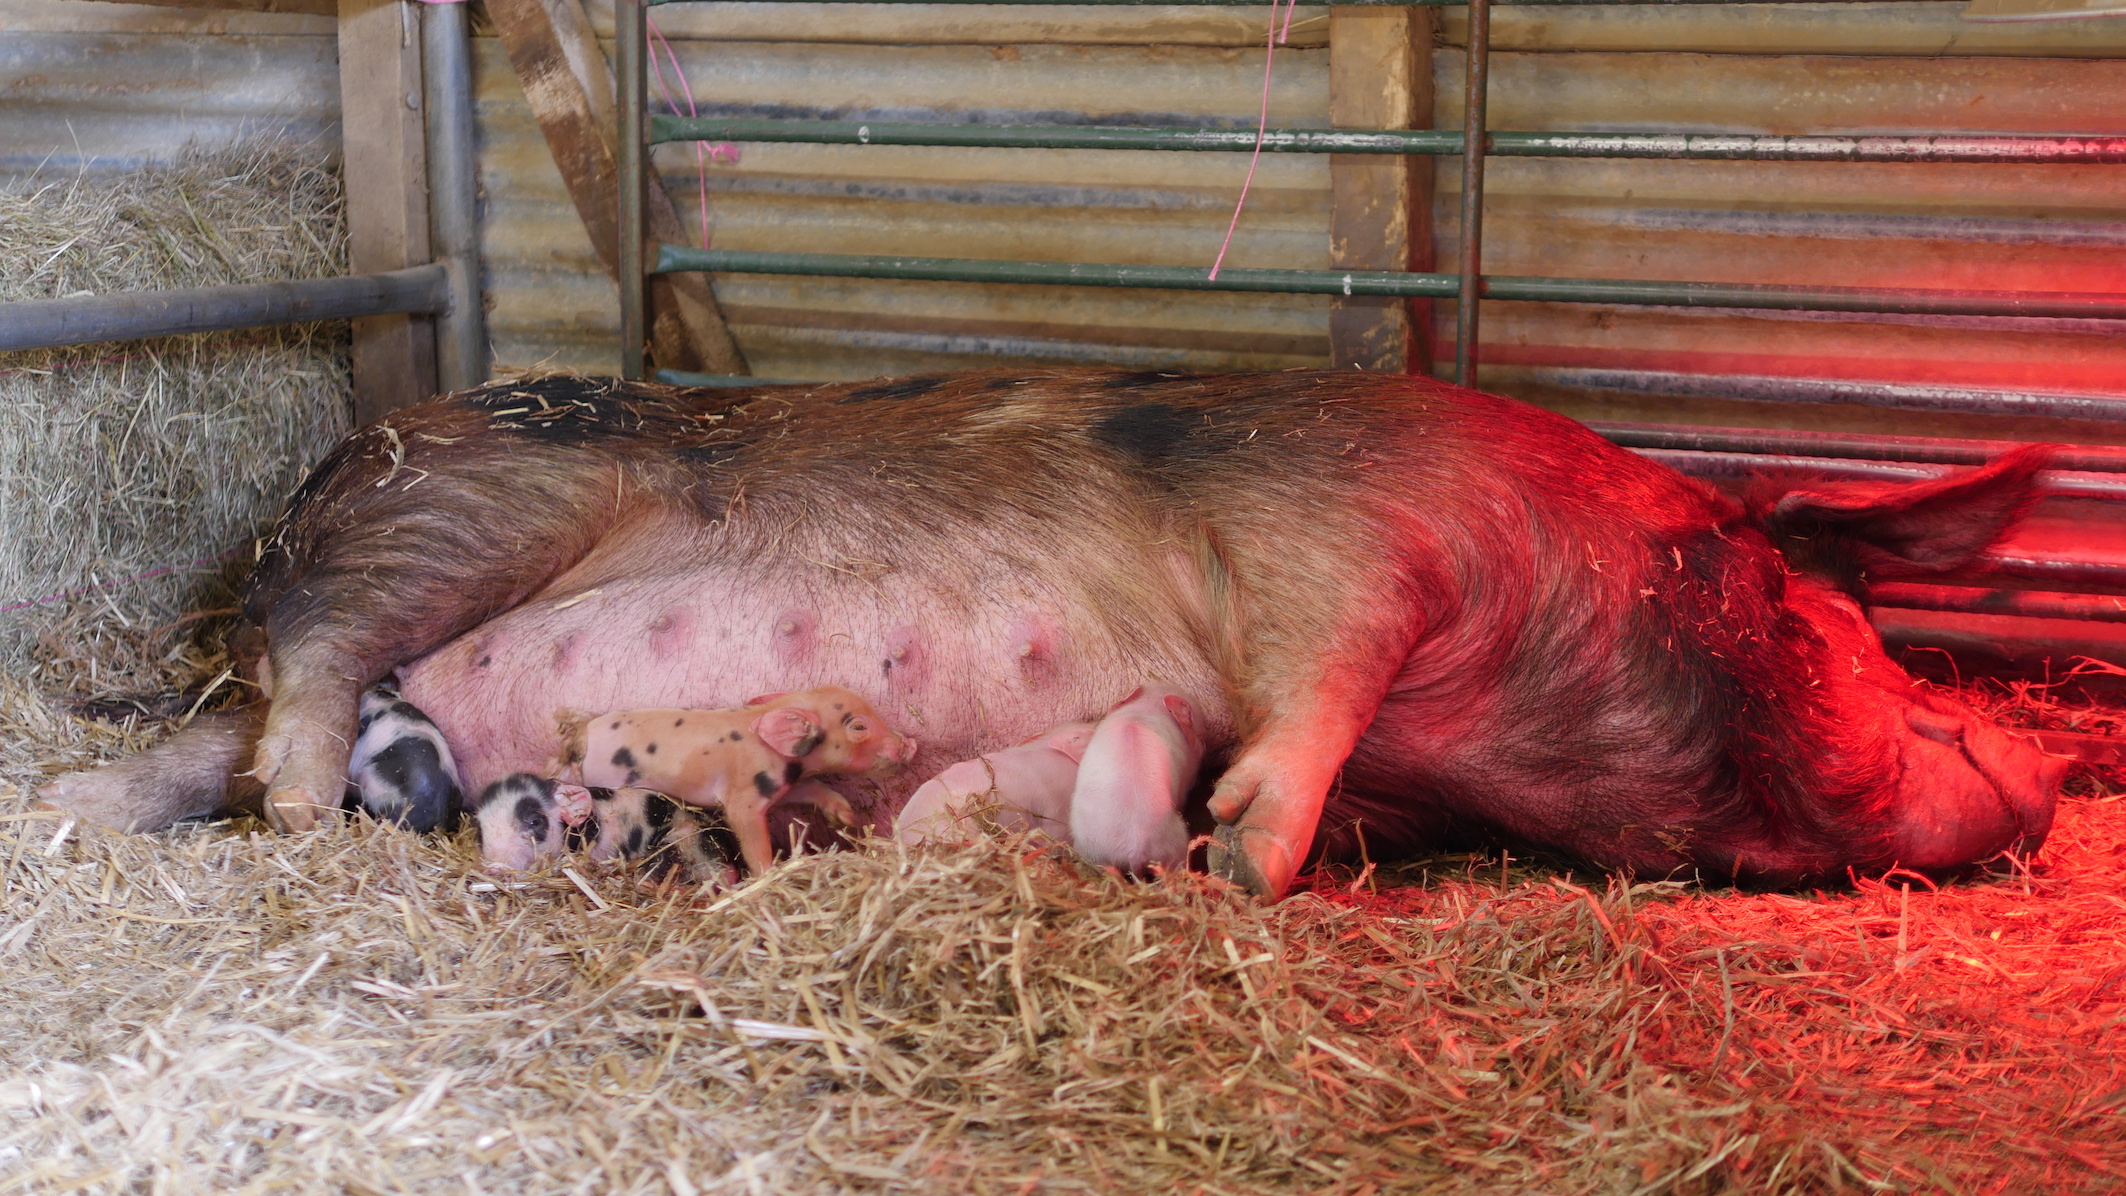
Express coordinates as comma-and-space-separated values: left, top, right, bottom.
753, 708, 825, 759
1755, 444, 2052, 581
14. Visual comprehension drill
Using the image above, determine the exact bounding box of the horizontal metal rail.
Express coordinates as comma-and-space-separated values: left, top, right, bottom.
1546, 369, 2126, 425
1590, 421, 2126, 475
0, 264, 451, 354
1618, 449, 2126, 501
1867, 583, 2126, 625
656, 247, 2126, 321
655, 118, 2126, 166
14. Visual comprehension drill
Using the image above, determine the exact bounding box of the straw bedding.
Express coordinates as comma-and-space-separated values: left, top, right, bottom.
0, 144, 352, 674
0, 615, 2119, 1193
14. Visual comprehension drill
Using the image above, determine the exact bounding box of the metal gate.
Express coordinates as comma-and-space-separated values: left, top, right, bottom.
614, 0, 2126, 627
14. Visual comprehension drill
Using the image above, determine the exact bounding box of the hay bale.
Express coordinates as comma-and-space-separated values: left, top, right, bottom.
0, 142, 352, 677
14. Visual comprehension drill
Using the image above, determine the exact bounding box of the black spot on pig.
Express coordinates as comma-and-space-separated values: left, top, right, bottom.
626, 827, 645, 855
1093, 402, 1221, 468
785, 761, 803, 784
728, 731, 743, 742
1100, 370, 1192, 391
611, 747, 636, 772
839, 376, 945, 404
753, 771, 777, 796
477, 655, 491, 667
646, 742, 658, 755
513, 795, 550, 841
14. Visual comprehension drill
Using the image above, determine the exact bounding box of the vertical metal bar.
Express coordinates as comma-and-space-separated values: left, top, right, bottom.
422, 0, 486, 392
1454, 0, 1489, 388
617, 0, 647, 380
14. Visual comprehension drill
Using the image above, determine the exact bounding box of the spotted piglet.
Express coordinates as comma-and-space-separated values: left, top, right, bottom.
894, 721, 1097, 846
472, 773, 593, 871
585, 780, 854, 887
554, 686, 909, 877
345, 683, 464, 833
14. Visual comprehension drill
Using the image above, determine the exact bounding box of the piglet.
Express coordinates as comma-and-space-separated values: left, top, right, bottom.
345, 683, 464, 833
894, 721, 1097, 846
554, 686, 908, 877
586, 780, 853, 887
472, 773, 593, 872
1069, 684, 1207, 874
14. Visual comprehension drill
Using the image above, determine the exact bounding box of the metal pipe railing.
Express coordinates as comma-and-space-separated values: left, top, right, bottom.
1866, 583, 2126, 625
1542, 369, 2126, 425
653, 247, 2126, 321
1456, 0, 1491, 387
618, 0, 649, 382
1589, 421, 2126, 474
0, 264, 450, 354
422, 0, 486, 391
650, 0, 1951, 5
1640, 449, 2126, 502
650, 119, 2126, 165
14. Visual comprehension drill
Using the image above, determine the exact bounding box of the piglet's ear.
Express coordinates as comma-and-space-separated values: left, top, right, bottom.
1163, 694, 1203, 752
746, 691, 789, 707
1758, 444, 2051, 579
753, 708, 824, 759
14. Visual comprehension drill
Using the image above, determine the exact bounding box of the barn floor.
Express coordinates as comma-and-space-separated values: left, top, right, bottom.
0, 613, 2121, 1194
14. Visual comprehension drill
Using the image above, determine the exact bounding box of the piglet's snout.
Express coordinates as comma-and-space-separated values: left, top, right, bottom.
1887, 702, 2063, 872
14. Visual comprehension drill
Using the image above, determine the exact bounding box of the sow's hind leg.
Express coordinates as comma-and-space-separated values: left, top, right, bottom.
36, 707, 266, 832
236, 393, 627, 831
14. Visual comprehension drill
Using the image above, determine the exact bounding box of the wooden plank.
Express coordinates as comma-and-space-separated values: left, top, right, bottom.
1328, 6, 1431, 373
1436, 4, 2126, 55
581, 0, 1331, 48
486, 0, 745, 376
337, 0, 435, 424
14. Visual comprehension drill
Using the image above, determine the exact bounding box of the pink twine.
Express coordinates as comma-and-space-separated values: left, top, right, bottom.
647, 15, 740, 252
1, 549, 246, 615
1208, 0, 1296, 282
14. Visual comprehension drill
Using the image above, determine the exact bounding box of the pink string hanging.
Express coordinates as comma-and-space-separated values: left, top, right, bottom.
1208, 0, 1297, 282
646, 15, 739, 251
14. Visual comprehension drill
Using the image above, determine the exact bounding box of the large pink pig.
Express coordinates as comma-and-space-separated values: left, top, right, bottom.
1069, 685, 1207, 873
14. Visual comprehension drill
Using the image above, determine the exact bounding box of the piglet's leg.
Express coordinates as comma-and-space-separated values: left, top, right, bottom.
722, 789, 779, 876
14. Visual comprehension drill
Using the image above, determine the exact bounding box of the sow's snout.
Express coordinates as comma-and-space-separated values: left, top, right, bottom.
1885, 698, 2066, 873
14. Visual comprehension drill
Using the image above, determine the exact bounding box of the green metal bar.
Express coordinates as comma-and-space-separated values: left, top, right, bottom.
652, 117, 2126, 165
654, 246, 2126, 320
655, 369, 804, 387
618, 0, 647, 380
1455, 0, 1490, 387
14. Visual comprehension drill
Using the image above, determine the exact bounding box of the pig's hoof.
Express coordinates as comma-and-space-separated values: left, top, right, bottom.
265, 786, 329, 833
1208, 823, 1295, 901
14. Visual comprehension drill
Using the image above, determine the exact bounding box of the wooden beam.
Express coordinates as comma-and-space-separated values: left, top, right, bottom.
338, 0, 438, 423
1328, 6, 1434, 374
487, 0, 747, 376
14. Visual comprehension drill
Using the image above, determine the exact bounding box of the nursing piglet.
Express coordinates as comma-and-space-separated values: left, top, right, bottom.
1070, 685, 1207, 874
345, 683, 463, 832
472, 773, 593, 871
555, 686, 909, 876
587, 779, 851, 886
894, 721, 1096, 846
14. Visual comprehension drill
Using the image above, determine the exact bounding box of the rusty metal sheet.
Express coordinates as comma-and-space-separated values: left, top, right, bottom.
0, 30, 339, 180
1441, 2, 2126, 56
584, 0, 1331, 47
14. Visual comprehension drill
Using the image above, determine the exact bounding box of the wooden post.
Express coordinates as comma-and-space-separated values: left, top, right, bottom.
337, 0, 437, 423
488, 0, 747, 376
1328, 6, 1435, 374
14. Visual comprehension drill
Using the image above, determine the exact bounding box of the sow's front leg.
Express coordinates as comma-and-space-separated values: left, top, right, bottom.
1193, 505, 1423, 901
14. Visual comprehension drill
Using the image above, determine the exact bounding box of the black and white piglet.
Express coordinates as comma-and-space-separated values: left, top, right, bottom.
344, 683, 464, 833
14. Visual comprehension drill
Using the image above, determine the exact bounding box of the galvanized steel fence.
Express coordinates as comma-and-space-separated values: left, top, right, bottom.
615, 0, 2126, 611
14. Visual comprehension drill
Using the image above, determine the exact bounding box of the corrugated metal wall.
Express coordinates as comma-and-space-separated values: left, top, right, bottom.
8, 0, 2126, 449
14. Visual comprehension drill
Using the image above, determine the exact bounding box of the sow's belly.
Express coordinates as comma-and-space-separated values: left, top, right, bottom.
396, 564, 1228, 817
